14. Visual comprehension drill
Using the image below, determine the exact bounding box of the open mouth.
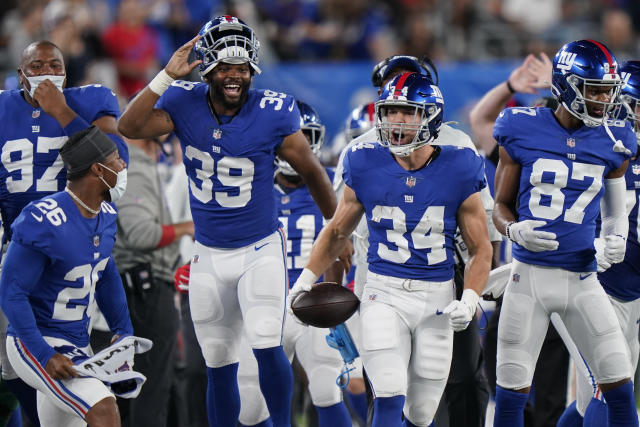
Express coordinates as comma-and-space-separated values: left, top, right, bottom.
223, 83, 241, 98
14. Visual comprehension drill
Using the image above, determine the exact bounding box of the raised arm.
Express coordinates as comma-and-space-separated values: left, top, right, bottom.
118, 36, 202, 139
469, 53, 552, 156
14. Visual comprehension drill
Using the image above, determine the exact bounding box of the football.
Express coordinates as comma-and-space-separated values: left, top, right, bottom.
291, 282, 360, 328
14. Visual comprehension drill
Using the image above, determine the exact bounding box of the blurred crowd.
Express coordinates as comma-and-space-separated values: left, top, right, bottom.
0, 0, 639, 109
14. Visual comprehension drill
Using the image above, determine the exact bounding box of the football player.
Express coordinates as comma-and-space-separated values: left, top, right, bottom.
117, 16, 341, 427
0, 127, 132, 426
237, 100, 355, 426
0, 40, 127, 424
491, 40, 638, 426
289, 72, 493, 426
335, 55, 498, 426
556, 60, 640, 427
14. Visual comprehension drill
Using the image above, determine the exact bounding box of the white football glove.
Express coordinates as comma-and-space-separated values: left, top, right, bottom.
286, 268, 317, 318
594, 238, 611, 273
506, 220, 559, 252
603, 234, 626, 264
442, 289, 479, 332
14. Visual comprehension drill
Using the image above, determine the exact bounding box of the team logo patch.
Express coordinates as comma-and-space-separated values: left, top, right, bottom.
32, 109, 40, 118
281, 196, 290, 204
368, 294, 377, 301
512, 273, 520, 283
632, 164, 640, 175
566, 138, 576, 148
213, 129, 222, 139
93, 235, 100, 247
405, 176, 416, 187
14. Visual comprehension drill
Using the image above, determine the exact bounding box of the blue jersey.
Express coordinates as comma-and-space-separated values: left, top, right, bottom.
0, 86, 120, 240
277, 168, 334, 286
598, 155, 640, 301
0, 191, 132, 367
343, 144, 485, 281
494, 107, 636, 272
156, 82, 300, 248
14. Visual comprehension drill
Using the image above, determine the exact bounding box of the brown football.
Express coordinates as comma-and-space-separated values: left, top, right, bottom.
291, 282, 360, 328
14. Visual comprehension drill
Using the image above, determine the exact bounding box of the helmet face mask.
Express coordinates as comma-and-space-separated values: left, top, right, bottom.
551, 39, 623, 127
614, 60, 640, 144
375, 72, 443, 157
276, 101, 325, 176
194, 16, 261, 77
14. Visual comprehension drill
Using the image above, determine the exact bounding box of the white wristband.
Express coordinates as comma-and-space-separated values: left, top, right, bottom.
461, 289, 480, 311
298, 268, 318, 287
148, 69, 175, 96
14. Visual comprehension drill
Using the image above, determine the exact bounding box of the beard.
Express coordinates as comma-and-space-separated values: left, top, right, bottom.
210, 78, 250, 111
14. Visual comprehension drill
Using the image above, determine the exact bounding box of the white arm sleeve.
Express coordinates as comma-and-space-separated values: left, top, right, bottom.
600, 176, 629, 239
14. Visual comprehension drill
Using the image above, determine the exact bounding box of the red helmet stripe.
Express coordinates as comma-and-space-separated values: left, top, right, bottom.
393, 72, 413, 97
586, 39, 616, 75
366, 103, 375, 121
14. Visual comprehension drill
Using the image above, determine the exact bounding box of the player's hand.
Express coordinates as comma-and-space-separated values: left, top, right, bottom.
33, 79, 69, 118
508, 53, 552, 94
594, 237, 612, 272
604, 234, 626, 264
45, 353, 77, 380
286, 268, 317, 318
507, 220, 559, 252
442, 289, 479, 332
174, 263, 191, 293
165, 35, 203, 79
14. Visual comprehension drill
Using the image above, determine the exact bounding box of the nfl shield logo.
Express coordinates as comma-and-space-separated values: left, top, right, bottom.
213, 129, 222, 139
632, 164, 640, 175
32, 110, 40, 118
281, 196, 290, 204
566, 138, 575, 148
93, 235, 100, 247
512, 273, 520, 283
405, 176, 416, 187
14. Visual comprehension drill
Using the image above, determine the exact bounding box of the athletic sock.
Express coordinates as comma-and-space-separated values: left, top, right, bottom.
206, 364, 240, 427
583, 397, 608, 427
253, 346, 293, 427
602, 382, 638, 427
494, 385, 529, 427
315, 402, 351, 427
372, 395, 405, 427
345, 391, 368, 424
556, 400, 584, 427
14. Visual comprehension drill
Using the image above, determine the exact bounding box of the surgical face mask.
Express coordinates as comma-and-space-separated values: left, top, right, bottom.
21, 71, 65, 98
98, 163, 127, 202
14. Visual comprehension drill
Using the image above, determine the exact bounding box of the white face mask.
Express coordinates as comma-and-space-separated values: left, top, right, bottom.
22, 72, 65, 98
98, 163, 127, 202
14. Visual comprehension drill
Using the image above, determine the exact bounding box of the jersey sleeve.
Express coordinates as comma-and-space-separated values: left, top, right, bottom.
70, 85, 120, 122
95, 257, 133, 337
274, 94, 301, 138
458, 148, 487, 202
342, 148, 356, 190
492, 108, 520, 162
10, 204, 55, 254
0, 242, 56, 368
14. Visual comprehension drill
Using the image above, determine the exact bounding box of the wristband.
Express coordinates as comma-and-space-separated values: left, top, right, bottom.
298, 268, 318, 287
506, 80, 516, 94
148, 69, 175, 96
505, 221, 516, 242
62, 115, 91, 137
